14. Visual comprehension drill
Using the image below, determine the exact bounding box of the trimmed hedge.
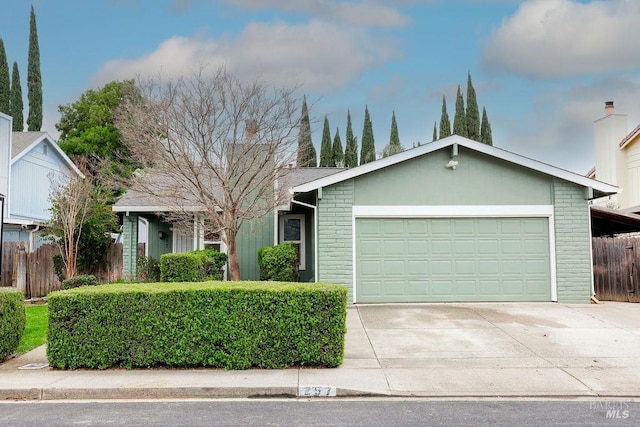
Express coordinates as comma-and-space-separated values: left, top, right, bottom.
160, 249, 228, 282
47, 281, 347, 370
61, 274, 99, 290
258, 243, 298, 281
0, 288, 26, 361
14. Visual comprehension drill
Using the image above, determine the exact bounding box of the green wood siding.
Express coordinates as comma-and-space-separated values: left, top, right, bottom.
354, 147, 552, 206
122, 213, 138, 279
356, 217, 551, 303
146, 218, 173, 261
553, 179, 592, 303
237, 214, 274, 280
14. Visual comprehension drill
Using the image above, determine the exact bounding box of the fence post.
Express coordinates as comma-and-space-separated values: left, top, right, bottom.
13, 245, 27, 296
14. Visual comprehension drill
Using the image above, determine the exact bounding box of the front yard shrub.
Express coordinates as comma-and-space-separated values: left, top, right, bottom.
137, 256, 160, 282
258, 243, 298, 281
47, 281, 347, 369
160, 249, 227, 282
61, 274, 99, 290
0, 288, 26, 361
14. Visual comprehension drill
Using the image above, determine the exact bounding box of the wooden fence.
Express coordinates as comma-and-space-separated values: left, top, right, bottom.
0, 242, 129, 298
593, 237, 640, 303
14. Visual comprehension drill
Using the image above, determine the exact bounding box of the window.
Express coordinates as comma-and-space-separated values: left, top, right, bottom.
279, 214, 305, 270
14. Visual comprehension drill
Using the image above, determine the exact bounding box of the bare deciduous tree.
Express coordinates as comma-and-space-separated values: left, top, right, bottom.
46, 160, 92, 279
115, 66, 301, 280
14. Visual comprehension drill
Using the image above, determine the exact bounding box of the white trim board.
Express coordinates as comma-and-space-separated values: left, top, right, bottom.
293, 135, 618, 196
350, 204, 558, 303
352, 205, 554, 217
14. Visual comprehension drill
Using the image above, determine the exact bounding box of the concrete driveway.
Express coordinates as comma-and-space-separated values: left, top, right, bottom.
2, 301, 639, 399
327, 302, 640, 397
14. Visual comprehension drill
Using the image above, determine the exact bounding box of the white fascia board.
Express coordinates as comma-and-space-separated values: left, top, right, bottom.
11, 133, 85, 178
3, 218, 39, 226
353, 205, 554, 218
292, 135, 619, 195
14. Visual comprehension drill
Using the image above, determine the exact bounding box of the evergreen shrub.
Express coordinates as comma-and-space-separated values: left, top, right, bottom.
61, 274, 99, 290
47, 281, 347, 369
160, 250, 227, 282
0, 288, 26, 360
258, 243, 298, 281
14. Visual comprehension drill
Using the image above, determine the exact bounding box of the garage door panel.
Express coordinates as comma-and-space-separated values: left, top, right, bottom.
432, 240, 452, 254
360, 240, 382, 256
382, 220, 404, 235
478, 280, 500, 296
454, 259, 476, 274
382, 260, 405, 275
407, 260, 428, 274
453, 239, 475, 255
478, 260, 500, 274
477, 219, 499, 234
407, 240, 428, 255
456, 280, 477, 296
477, 239, 499, 255
454, 219, 475, 233
431, 280, 454, 295
500, 219, 523, 234
384, 240, 405, 256
430, 219, 451, 234
356, 217, 551, 303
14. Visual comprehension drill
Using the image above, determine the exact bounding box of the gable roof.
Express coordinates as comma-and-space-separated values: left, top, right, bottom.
292, 135, 619, 198
11, 131, 83, 177
619, 123, 640, 149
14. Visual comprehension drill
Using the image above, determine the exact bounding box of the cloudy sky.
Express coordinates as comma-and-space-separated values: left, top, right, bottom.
2, 0, 640, 174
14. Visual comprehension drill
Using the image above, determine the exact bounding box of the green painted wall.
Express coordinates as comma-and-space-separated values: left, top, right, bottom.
146, 218, 173, 261
122, 213, 138, 279
237, 214, 275, 280
316, 150, 595, 304
354, 147, 553, 206
317, 179, 354, 301
552, 179, 592, 303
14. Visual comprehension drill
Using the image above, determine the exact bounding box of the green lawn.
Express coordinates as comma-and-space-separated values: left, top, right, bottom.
16, 305, 48, 354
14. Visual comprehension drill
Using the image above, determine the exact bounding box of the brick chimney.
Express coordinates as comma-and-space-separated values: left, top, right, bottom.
605, 101, 615, 116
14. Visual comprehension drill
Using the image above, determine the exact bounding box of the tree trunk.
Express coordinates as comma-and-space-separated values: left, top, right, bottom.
227, 233, 241, 281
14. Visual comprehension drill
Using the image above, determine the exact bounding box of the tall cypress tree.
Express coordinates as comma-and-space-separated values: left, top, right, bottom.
332, 127, 344, 167
452, 85, 467, 137
27, 5, 42, 131
297, 96, 317, 167
439, 95, 451, 139
0, 39, 10, 115
360, 106, 376, 164
480, 106, 493, 146
10, 62, 23, 131
344, 110, 358, 167
466, 73, 480, 141
384, 111, 401, 157
432, 122, 437, 142
319, 115, 333, 167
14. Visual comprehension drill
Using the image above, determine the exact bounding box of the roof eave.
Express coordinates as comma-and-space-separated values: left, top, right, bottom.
292, 135, 619, 195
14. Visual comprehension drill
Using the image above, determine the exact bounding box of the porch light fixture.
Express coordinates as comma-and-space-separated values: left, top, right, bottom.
158, 231, 166, 240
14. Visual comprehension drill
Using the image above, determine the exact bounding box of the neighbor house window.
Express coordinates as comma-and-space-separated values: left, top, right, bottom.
279, 214, 305, 270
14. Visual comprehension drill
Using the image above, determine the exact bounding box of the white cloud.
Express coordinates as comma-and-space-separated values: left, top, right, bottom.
91, 21, 401, 92
225, 0, 410, 28
498, 74, 640, 173
482, 0, 640, 79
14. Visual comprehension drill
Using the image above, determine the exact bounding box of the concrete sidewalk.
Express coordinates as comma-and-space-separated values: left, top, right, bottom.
1, 302, 640, 400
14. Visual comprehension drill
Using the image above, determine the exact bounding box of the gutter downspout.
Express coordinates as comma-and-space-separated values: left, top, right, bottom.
290, 198, 318, 283
27, 225, 40, 253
